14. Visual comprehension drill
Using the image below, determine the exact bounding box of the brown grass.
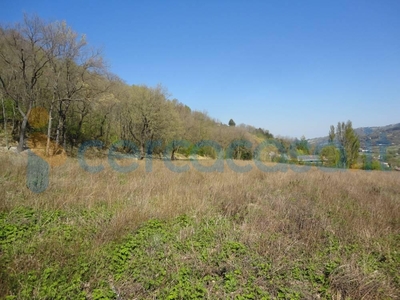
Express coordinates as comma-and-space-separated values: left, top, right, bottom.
1, 153, 399, 298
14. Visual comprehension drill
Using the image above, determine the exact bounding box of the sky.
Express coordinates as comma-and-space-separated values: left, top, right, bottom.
1, 0, 399, 139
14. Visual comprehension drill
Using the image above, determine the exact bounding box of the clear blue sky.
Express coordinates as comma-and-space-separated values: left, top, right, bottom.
2, 0, 399, 138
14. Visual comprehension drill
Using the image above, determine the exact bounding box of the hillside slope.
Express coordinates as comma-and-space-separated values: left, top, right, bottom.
308, 123, 400, 148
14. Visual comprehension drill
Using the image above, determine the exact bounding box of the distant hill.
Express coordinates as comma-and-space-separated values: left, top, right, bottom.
308, 123, 400, 149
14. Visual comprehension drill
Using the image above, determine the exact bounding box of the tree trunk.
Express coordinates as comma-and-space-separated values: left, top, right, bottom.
1, 97, 8, 149
140, 142, 145, 160
62, 125, 67, 152
16, 101, 32, 152
56, 101, 64, 146
171, 145, 180, 160
171, 148, 176, 160
57, 101, 71, 152
18, 114, 29, 152
46, 102, 53, 156
11, 103, 16, 139
55, 116, 62, 146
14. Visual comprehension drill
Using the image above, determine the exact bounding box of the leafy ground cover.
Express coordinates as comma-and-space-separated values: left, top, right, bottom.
1, 154, 399, 299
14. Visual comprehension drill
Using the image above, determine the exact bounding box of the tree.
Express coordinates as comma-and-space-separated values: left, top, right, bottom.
44, 20, 106, 154
330, 121, 360, 168
0, 15, 54, 152
328, 125, 335, 143
120, 85, 180, 159
295, 135, 310, 155
228, 139, 253, 160
255, 127, 273, 139
165, 99, 194, 160
79, 76, 122, 146
1, 92, 9, 148
361, 154, 381, 170
0, 15, 107, 153
320, 145, 340, 167
189, 110, 213, 142
228, 119, 236, 127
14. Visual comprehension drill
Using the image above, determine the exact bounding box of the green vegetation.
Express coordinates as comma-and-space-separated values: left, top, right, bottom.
2, 16, 396, 170
1, 155, 399, 299
319, 145, 340, 167
2, 206, 399, 299
325, 121, 360, 168
2, 14, 354, 168
0, 15, 271, 161
1, 14, 399, 299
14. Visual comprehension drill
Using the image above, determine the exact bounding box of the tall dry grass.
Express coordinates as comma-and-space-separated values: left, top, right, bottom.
1, 153, 399, 298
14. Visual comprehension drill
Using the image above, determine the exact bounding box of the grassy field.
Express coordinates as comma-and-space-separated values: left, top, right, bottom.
0, 153, 399, 299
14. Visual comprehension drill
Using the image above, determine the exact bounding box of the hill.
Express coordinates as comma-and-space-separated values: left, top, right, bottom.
308, 123, 400, 149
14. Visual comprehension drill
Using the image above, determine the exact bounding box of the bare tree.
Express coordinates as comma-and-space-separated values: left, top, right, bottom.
0, 15, 108, 154
43, 20, 106, 154
120, 85, 180, 159
0, 15, 54, 152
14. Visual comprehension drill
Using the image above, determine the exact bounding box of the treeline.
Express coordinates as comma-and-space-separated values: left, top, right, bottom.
1, 15, 366, 168
0, 15, 277, 160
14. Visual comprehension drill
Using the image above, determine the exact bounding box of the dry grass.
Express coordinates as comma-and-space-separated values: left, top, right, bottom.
1, 153, 399, 299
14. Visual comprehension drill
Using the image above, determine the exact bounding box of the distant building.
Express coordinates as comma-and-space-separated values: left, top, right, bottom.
359, 148, 372, 153
297, 155, 322, 164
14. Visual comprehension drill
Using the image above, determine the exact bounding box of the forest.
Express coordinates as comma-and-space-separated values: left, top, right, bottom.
0, 15, 387, 171
0, 15, 279, 162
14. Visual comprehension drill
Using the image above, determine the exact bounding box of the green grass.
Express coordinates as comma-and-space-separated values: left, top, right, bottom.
1, 155, 399, 299
2, 208, 399, 299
